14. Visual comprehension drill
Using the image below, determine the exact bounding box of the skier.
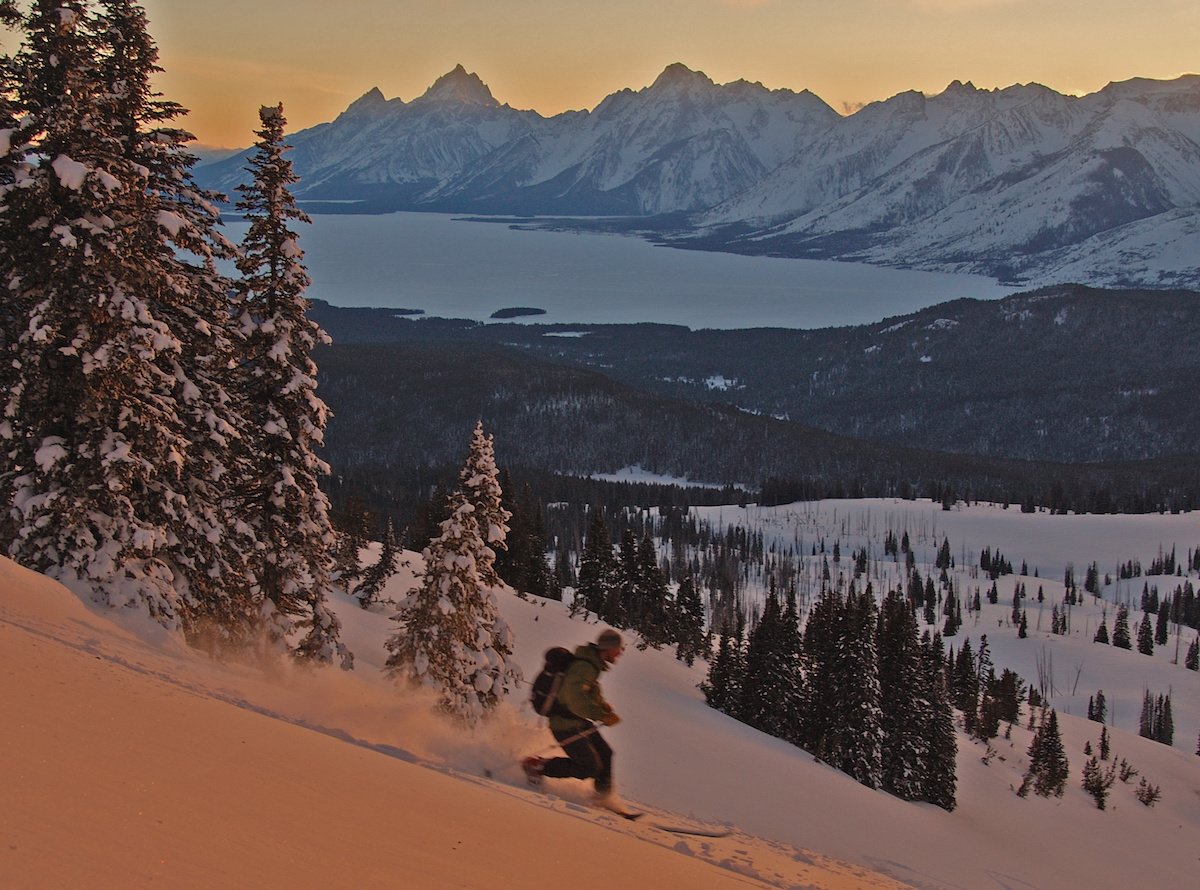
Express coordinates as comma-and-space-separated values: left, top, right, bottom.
523, 628, 625, 809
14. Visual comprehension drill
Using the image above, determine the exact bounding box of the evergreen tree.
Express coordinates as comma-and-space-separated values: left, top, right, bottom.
877, 589, 927, 800
739, 585, 793, 738
701, 619, 740, 714
1089, 689, 1107, 724
1, 1, 257, 644
611, 527, 640, 629
991, 668, 1024, 725
1021, 710, 1069, 798
330, 494, 372, 588
354, 517, 399, 609
384, 490, 520, 724
1136, 610, 1155, 655
1112, 604, 1132, 649
798, 582, 841, 754
672, 574, 707, 666
634, 533, 671, 646
1154, 604, 1169, 647
827, 585, 883, 788
1186, 636, 1199, 671
1099, 725, 1110, 760
495, 481, 558, 600
457, 420, 510, 587
919, 630, 958, 811
1082, 755, 1116, 810
405, 482, 451, 552
572, 510, 616, 619
951, 639, 980, 731
232, 101, 348, 666
1138, 690, 1155, 739
1154, 693, 1174, 745
1094, 616, 1109, 644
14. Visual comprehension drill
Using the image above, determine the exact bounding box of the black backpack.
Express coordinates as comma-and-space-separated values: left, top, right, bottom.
530, 647, 578, 717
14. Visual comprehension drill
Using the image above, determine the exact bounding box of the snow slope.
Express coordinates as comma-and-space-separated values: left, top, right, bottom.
0, 556, 897, 889
4, 498, 1199, 889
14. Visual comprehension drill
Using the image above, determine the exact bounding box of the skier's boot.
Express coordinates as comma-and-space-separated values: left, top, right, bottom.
591, 788, 639, 819
521, 756, 545, 787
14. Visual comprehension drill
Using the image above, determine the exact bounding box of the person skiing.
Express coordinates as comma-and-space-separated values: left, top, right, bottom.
523, 628, 624, 808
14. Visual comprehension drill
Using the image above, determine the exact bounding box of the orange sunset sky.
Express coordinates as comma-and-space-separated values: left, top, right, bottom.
7, 1, 1199, 148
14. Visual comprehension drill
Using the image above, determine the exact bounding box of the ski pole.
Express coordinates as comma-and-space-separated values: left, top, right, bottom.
533, 721, 600, 755
482, 722, 600, 778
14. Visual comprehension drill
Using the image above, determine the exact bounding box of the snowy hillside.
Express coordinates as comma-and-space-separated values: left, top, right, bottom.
196, 67, 1200, 288
4, 499, 1198, 888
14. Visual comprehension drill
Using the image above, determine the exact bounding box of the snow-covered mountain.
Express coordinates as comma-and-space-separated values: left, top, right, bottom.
199, 62, 838, 214
697, 76, 1200, 286
197, 66, 1200, 288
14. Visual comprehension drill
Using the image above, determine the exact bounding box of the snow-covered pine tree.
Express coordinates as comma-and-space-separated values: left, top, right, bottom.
384, 476, 520, 724
1186, 635, 1199, 670
877, 588, 928, 801
827, 583, 883, 788
1, 1, 257, 641
231, 101, 348, 667
919, 630, 958, 811
457, 420, 509, 587
797, 581, 841, 754
739, 583, 802, 739
354, 517, 399, 609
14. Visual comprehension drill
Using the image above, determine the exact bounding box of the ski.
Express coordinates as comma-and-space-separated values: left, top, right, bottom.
647, 821, 731, 838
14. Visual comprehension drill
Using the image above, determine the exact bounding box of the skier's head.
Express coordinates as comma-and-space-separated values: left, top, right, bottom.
597, 628, 624, 663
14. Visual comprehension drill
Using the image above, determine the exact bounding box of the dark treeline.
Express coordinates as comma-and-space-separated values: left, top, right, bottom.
310, 285, 1200, 465
316, 341, 1200, 537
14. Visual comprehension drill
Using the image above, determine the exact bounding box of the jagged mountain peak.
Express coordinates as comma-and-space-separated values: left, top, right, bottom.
649, 62, 717, 92
334, 87, 398, 124
351, 86, 387, 105
940, 79, 979, 96
417, 64, 498, 106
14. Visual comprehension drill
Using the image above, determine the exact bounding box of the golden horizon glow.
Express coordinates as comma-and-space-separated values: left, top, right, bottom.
4, 1, 1196, 148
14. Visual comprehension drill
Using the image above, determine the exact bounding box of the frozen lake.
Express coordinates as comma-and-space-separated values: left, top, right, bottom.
222, 212, 1017, 330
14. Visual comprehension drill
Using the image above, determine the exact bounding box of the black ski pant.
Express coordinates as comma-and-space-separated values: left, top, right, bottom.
542, 725, 613, 794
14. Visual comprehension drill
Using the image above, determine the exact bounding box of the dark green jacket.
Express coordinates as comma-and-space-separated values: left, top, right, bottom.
549, 643, 616, 733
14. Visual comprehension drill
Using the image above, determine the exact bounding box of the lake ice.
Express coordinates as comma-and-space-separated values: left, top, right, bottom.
222, 212, 1016, 330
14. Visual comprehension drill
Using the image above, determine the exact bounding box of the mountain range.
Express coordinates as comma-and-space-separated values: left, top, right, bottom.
198, 63, 1200, 289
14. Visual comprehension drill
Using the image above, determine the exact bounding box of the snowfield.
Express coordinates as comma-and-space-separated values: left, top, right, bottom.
3, 498, 1199, 889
